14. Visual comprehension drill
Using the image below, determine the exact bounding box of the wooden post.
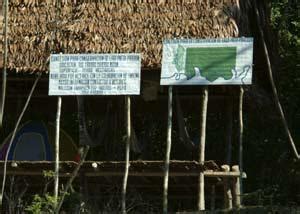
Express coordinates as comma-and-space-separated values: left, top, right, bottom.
163, 86, 173, 214
54, 96, 62, 206
221, 165, 232, 210
198, 86, 208, 211
122, 95, 131, 214
238, 86, 244, 204
232, 165, 241, 208
0, 0, 9, 127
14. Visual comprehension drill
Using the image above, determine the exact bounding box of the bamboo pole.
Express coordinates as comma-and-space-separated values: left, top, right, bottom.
54, 96, 62, 206
198, 86, 208, 211
253, 0, 300, 159
0, 73, 41, 208
122, 95, 131, 214
238, 86, 244, 203
53, 0, 61, 201
0, 0, 9, 127
56, 96, 92, 212
163, 86, 173, 214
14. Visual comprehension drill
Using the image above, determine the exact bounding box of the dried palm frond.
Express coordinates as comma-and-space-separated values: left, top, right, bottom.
2, 0, 249, 73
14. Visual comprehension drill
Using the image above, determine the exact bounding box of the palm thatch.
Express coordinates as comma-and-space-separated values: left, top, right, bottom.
0, 0, 248, 73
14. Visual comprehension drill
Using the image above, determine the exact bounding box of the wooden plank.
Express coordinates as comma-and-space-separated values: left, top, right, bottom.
3, 171, 72, 176
86, 172, 202, 177
0, 160, 224, 176
204, 171, 247, 178
0, 171, 198, 177
1, 169, 247, 178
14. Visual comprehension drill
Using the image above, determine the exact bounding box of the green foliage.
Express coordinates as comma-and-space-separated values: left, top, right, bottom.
271, 0, 299, 57
25, 194, 57, 214
243, 0, 300, 205
42, 170, 55, 179
270, 0, 300, 129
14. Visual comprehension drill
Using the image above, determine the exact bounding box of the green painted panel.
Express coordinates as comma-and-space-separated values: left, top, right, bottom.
185, 47, 236, 81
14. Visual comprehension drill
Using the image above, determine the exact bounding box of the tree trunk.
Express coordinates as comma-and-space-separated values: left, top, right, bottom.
253, 0, 299, 159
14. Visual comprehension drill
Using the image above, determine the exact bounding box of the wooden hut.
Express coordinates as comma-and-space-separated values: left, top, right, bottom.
0, 0, 257, 212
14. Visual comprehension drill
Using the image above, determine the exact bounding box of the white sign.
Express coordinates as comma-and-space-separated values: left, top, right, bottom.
160, 38, 253, 85
49, 54, 141, 95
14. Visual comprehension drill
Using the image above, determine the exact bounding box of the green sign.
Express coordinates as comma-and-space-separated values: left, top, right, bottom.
161, 38, 253, 85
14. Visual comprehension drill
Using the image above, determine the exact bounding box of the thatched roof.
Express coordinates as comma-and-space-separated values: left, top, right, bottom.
0, 0, 246, 73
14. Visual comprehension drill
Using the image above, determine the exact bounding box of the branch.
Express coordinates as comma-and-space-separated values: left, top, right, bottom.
54, 145, 89, 213
253, 0, 300, 159
0, 73, 41, 208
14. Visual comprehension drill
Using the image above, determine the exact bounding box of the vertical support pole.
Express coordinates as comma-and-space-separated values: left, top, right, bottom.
238, 86, 244, 204
232, 165, 241, 208
163, 86, 173, 214
122, 95, 131, 214
222, 165, 232, 210
0, 0, 9, 127
198, 86, 208, 211
54, 96, 62, 206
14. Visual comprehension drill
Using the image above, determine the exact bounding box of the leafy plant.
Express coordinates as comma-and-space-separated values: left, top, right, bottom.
25, 194, 57, 214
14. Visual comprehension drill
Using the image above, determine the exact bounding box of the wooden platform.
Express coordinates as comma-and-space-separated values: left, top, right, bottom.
0, 160, 219, 177
0, 160, 246, 209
